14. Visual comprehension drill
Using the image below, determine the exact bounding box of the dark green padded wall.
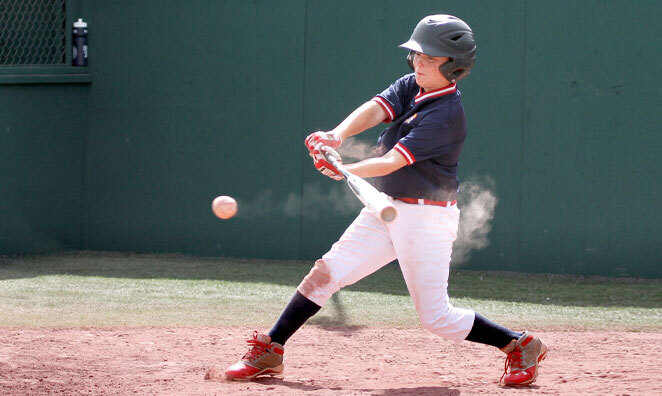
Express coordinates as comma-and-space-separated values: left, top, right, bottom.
515, 1, 662, 276
2, 0, 660, 277
0, 84, 88, 253
85, 1, 306, 258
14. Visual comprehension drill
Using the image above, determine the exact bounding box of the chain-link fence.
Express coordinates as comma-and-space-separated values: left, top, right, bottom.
0, 0, 67, 66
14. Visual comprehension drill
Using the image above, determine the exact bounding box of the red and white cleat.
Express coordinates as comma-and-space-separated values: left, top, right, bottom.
222, 331, 284, 381
500, 331, 548, 386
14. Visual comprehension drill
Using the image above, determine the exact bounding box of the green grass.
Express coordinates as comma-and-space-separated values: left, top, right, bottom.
0, 251, 660, 331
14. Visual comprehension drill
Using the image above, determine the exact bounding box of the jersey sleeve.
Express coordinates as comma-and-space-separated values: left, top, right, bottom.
370, 74, 414, 123
395, 115, 465, 165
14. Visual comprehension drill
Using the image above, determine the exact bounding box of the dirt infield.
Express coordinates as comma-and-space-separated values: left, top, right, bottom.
1, 327, 660, 395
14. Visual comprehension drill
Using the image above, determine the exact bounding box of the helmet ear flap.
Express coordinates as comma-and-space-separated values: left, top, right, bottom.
440, 57, 474, 83
406, 51, 415, 70
440, 59, 457, 83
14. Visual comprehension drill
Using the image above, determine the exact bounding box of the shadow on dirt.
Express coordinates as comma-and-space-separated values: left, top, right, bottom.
254, 377, 461, 396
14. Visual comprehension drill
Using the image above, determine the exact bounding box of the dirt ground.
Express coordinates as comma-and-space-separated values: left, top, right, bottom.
1, 327, 661, 396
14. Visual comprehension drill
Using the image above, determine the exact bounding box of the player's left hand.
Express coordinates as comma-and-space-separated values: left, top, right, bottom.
305, 131, 342, 152
310, 145, 343, 180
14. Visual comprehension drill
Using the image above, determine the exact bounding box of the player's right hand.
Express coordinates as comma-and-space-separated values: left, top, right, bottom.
310, 145, 343, 181
305, 131, 342, 152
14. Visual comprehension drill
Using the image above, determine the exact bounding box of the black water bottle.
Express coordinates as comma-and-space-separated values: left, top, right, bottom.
72, 18, 88, 66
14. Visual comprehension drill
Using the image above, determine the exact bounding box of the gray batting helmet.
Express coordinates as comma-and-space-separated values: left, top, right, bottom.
400, 14, 476, 83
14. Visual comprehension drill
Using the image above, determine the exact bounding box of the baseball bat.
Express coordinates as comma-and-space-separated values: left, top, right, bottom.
320, 146, 398, 223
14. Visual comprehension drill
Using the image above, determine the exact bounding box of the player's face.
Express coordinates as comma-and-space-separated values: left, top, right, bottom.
412, 52, 451, 91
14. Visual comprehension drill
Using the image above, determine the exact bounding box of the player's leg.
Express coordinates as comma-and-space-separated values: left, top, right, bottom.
222, 208, 397, 381
390, 202, 547, 386
271, 206, 398, 343
295, 207, 397, 306
270, 206, 398, 344
390, 202, 475, 341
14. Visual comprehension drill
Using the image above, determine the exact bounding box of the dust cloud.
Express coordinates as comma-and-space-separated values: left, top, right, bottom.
452, 177, 498, 265
337, 139, 376, 162
284, 183, 362, 220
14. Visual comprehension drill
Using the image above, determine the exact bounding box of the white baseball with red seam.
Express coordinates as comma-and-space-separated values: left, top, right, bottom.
212, 195, 237, 219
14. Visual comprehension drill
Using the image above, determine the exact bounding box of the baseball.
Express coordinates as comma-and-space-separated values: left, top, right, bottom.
212, 195, 237, 219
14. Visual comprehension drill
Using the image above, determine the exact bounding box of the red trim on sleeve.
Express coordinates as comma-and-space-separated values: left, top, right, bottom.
394, 142, 415, 165
371, 96, 395, 123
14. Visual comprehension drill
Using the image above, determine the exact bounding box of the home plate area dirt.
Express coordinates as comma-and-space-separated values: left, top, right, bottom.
1, 327, 660, 395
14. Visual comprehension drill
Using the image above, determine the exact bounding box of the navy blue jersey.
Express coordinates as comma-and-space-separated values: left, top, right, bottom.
371, 73, 466, 201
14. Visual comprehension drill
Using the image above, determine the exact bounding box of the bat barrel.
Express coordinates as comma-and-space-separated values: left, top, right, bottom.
320, 145, 399, 224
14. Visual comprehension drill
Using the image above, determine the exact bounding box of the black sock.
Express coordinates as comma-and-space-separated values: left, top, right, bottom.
268, 290, 321, 345
465, 313, 523, 349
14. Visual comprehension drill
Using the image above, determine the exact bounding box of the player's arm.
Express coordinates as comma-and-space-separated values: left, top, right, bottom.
344, 148, 407, 178
329, 100, 387, 141
305, 101, 386, 149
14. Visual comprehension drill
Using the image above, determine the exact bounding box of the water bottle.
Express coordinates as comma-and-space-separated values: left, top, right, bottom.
72, 18, 88, 66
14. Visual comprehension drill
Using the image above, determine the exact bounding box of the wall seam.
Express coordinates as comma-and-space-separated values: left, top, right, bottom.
517, 0, 528, 269
81, 0, 94, 250
298, 0, 309, 260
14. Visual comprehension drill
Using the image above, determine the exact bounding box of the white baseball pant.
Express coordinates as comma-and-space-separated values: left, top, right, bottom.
297, 199, 475, 343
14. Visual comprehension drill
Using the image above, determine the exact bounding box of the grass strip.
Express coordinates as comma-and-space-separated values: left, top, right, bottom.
0, 252, 660, 330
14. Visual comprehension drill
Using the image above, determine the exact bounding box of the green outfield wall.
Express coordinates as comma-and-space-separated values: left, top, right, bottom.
2, 0, 660, 277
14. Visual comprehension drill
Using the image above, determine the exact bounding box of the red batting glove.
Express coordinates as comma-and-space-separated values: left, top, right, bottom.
310, 146, 343, 180
305, 131, 342, 152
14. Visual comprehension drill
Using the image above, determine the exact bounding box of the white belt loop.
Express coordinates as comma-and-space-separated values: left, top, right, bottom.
417, 199, 424, 205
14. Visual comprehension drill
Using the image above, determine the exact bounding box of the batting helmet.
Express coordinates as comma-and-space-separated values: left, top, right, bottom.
400, 14, 476, 83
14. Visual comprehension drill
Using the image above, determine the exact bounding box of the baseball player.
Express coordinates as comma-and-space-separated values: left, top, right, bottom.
220, 15, 547, 386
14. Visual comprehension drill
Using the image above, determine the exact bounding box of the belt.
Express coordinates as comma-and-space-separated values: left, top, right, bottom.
395, 197, 457, 207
